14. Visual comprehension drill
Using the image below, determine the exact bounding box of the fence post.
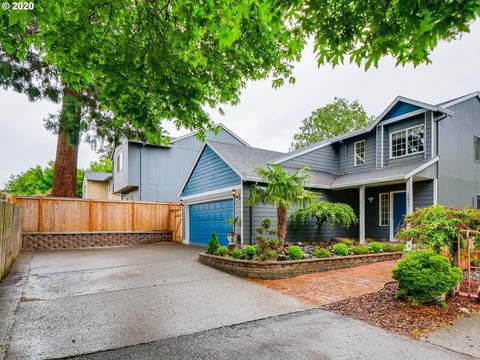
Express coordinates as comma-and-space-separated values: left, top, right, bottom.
88, 200, 93, 232
37, 196, 43, 232
168, 203, 172, 231
131, 201, 135, 232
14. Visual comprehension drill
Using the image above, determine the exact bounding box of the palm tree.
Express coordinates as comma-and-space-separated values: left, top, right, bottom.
248, 165, 318, 249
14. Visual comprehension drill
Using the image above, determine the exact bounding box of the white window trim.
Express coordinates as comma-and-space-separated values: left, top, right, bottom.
389, 124, 425, 159
354, 140, 366, 166
474, 135, 480, 163
379, 193, 389, 227
117, 152, 124, 172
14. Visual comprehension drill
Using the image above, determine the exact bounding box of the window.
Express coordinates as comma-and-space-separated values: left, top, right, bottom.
379, 193, 389, 226
390, 125, 425, 159
116, 152, 124, 172
475, 136, 480, 162
354, 140, 365, 166
476, 194, 480, 209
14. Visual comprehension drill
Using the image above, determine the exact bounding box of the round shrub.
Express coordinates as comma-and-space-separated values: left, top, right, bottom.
351, 245, 370, 255
382, 243, 397, 252
333, 243, 349, 256
369, 242, 383, 253
312, 248, 331, 258
395, 242, 407, 252
231, 248, 243, 259
245, 245, 257, 260
216, 246, 228, 256
207, 232, 220, 255
260, 249, 277, 261
392, 250, 462, 307
288, 245, 303, 260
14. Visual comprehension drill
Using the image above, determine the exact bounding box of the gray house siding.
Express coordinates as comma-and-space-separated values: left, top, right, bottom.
413, 180, 434, 209
337, 134, 376, 174
112, 141, 129, 193
438, 96, 480, 208
281, 145, 338, 173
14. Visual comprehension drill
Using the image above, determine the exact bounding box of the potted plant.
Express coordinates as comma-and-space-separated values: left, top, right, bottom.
226, 216, 239, 245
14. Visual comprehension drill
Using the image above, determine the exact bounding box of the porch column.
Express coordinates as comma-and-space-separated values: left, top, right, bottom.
359, 185, 365, 244
406, 177, 414, 215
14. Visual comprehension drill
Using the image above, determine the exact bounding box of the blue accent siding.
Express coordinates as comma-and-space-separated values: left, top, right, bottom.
383, 102, 421, 120
189, 199, 233, 245
183, 145, 241, 196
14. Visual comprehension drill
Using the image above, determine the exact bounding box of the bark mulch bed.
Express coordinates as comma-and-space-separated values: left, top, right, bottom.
322, 282, 480, 339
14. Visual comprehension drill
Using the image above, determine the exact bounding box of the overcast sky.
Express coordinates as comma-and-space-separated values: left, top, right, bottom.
1, 20, 480, 187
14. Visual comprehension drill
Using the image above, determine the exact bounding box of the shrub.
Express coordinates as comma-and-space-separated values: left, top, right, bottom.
217, 246, 228, 256
312, 248, 331, 258
338, 238, 353, 246
395, 242, 407, 252
245, 245, 257, 260
392, 250, 462, 307
231, 248, 243, 259
207, 232, 220, 255
260, 249, 278, 261
333, 243, 349, 256
351, 245, 370, 255
369, 242, 383, 253
288, 245, 303, 260
382, 243, 397, 252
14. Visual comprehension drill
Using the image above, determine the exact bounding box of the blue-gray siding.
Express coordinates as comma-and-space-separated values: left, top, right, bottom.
183, 145, 241, 196
281, 145, 338, 174
438, 96, 480, 207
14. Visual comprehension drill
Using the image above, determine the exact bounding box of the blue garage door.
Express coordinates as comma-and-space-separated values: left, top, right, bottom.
189, 199, 233, 245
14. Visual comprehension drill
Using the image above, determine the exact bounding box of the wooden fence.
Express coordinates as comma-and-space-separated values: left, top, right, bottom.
0, 201, 23, 280
13, 196, 182, 242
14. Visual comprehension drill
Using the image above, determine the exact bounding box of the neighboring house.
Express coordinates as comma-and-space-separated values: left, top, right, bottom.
179, 91, 480, 246
82, 172, 120, 200
111, 124, 249, 202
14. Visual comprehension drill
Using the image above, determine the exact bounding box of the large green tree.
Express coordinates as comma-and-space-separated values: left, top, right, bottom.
1, 1, 478, 196
291, 98, 374, 150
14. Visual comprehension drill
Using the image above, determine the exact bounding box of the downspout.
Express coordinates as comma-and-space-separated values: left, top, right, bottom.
249, 204, 253, 245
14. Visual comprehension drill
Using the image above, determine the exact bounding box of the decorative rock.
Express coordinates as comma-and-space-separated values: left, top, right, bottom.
277, 254, 289, 261
303, 245, 315, 253
459, 307, 471, 315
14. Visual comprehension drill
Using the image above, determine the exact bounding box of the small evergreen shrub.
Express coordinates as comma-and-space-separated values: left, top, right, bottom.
382, 243, 397, 252
207, 232, 220, 255
312, 248, 331, 258
288, 245, 303, 260
351, 245, 370, 255
245, 245, 257, 260
395, 242, 407, 252
260, 249, 277, 261
333, 243, 349, 256
217, 246, 228, 256
369, 242, 383, 253
392, 250, 462, 308
338, 238, 353, 246
231, 248, 243, 259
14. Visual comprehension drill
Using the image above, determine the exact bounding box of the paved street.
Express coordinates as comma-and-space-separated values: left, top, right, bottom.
0, 243, 473, 359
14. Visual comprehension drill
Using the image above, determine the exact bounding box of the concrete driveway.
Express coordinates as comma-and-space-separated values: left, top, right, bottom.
1, 243, 312, 359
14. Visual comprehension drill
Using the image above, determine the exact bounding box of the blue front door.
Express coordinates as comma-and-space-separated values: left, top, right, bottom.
189, 199, 233, 245
392, 192, 406, 237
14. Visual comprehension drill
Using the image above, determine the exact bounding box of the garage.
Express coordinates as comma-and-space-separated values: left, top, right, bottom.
189, 199, 233, 245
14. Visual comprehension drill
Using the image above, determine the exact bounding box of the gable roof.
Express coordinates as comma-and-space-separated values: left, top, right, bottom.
84, 171, 112, 182
437, 91, 480, 108
169, 123, 250, 147
274, 96, 453, 166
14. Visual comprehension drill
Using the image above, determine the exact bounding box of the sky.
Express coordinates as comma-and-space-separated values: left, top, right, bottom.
1, 20, 480, 187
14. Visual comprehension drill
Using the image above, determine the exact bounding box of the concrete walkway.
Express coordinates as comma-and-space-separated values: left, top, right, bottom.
249, 260, 397, 306
1, 243, 311, 359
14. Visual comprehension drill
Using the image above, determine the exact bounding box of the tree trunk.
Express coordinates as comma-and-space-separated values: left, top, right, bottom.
51, 89, 82, 198
277, 206, 288, 249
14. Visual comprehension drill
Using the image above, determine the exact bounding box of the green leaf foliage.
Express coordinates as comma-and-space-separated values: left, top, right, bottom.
216, 246, 228, 257
369, 242, 383, 253
333, 243, 349, 256
207, 232, 220, 255
312, 247, 331, 258
245, 245, 257, 260
382, 243, 397, 253
231, 248, 243, 259
392, 250, 462, 307
291, 98, 374, 150
287, 245, 303, 260
351, 245, 370, 255
87, 158, 112, 173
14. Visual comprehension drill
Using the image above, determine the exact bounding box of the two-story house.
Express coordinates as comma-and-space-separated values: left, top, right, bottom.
111, 124, 249, 202
179, 92, 480, 246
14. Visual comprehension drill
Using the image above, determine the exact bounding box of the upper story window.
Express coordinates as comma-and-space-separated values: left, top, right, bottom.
475, 136, 480, 162
354, 140, 365, 166
116, 151, 124, 172
390, 124, 424, 159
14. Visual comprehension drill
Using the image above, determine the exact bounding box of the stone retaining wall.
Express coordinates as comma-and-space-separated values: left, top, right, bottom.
199, 252, 402, 279
23, 231, 172, 250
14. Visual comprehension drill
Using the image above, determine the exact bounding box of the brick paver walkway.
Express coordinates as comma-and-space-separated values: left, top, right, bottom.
249, 260, 397, 306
